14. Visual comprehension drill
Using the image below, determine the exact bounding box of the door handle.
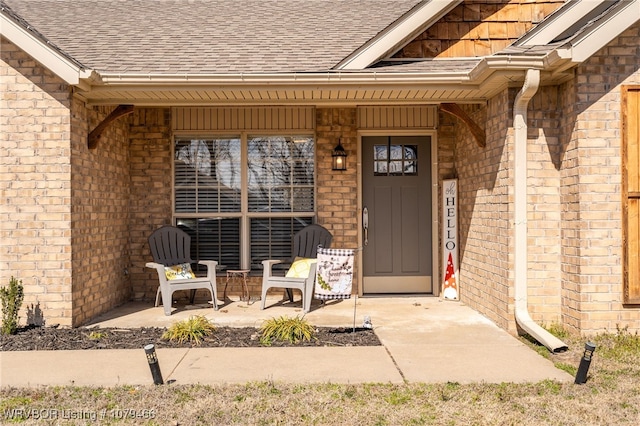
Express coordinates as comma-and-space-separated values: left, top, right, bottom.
362, 207, 369, 246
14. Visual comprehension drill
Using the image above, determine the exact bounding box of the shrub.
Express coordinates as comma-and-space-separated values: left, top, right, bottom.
0, 276, 24, 335
162, 315, 216, 345
259, 315, 315, 346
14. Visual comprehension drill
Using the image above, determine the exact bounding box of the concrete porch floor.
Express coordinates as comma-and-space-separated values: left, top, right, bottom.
0, 295, 573, 387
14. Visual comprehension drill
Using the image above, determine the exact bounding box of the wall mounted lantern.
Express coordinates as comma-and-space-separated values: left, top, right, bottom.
332, 140, 347, 171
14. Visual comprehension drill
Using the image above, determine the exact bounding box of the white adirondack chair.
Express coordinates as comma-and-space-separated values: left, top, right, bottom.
260, 224, 332, 313
146, 226, 219, 315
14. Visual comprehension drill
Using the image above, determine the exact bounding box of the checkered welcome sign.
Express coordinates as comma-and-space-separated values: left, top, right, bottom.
314, 248, 354, 300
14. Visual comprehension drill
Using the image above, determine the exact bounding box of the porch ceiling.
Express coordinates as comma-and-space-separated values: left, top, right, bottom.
77, 83, 497, 107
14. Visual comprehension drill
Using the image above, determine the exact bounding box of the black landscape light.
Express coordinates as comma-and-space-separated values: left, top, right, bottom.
574, 342, 596, 384
144, 344, 164, 385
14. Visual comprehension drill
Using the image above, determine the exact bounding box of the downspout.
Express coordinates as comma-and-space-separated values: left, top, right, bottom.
513, 69, 568, 353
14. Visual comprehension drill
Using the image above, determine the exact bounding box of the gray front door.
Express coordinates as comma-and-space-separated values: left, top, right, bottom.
362, 136, 433, 293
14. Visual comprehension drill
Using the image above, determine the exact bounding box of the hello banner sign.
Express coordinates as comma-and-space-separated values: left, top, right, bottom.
442, 179, 459, 300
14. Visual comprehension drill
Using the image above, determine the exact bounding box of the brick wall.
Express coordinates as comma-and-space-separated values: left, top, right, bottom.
1, 37, 134, 327
452, 91, 561, 334
452, 18, 640, 336
454, 93, 514, 332
556, 75, 582, 333
525, 85, 563, 326
316, 108, 359, 291
315, 108, 358, 246
69, 102, 132, 325
457, 21, 640, 336
557, 21, 640, 334
1, 36, 73, 326
128, 108, 173, 301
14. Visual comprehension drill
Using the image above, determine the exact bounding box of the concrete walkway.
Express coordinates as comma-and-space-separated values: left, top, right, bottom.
0, 296, 573, 387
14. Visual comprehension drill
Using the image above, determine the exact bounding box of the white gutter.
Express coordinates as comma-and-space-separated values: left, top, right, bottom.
97, 71, 474, 85
513, 68, 568, 353
96, 55, 554, 87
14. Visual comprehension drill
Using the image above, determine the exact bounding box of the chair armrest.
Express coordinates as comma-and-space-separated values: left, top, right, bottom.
145, 262, 168, 284
262, 260, 283, 278
198, 260, 219, 279
306, 262, 317, 279
146, 262, 165, 271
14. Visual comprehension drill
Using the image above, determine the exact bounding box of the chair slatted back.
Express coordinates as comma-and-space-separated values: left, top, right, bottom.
292, 224, 333, 260
148, 226, 193, 266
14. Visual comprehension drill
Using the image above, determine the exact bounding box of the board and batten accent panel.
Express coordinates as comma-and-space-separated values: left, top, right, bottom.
172, 107, 315, 131
357, 106, 438, 129
623, 87, 640, 304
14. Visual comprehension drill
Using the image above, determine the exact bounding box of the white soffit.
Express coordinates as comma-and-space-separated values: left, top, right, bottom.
0, 11, 92, 86
335, 0, 463, 70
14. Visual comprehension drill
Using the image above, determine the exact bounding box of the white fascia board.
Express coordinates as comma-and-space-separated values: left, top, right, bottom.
517, 0, 611, 46
1, 12, 92, 85
567, 0, 640, 63
336, 0, 463, 70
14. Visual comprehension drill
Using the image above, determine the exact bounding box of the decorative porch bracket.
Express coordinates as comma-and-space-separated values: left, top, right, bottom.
439, 103, 486, 148
88, 105, 134, 149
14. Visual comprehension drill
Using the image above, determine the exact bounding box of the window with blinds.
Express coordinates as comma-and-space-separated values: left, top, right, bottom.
174, 135, 315, 272
248, 136, 315, 212
175, 138, 241, 213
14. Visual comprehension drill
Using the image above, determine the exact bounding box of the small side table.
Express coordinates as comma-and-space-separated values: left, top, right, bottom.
224, 269, 251, 303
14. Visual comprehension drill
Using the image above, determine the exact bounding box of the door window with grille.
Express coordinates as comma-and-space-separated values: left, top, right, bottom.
373, 143, 418, 176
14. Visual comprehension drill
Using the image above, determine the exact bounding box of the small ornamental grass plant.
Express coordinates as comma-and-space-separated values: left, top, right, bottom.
1, 276, 24, 335
88, 331, 106, 340
162, 315, 216, 345
259, 315, 315, 346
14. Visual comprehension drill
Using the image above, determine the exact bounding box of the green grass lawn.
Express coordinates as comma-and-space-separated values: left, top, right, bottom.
1, 327, 639, 425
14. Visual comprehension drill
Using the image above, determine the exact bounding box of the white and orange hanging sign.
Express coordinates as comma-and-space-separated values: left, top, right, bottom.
442, 179, 459, 300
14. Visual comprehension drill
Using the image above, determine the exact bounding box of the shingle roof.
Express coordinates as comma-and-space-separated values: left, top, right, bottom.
4, 0, 636, 106
2, 0, 422, 74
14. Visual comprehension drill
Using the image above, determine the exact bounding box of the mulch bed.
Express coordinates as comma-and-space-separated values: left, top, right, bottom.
0, 325, 381, 351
